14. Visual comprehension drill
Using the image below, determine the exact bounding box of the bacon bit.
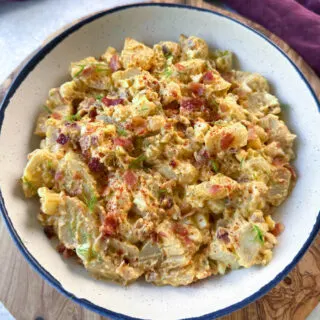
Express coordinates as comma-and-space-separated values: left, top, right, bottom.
271, 222, 285, 237
248, 127, 258, 141
220, 133, 234, 150
189, 82, 205, 96
88, 157, 104, 172
272, 157, 286, 167
51, 112, 62, 120
113, 137, 133, 151
209, 185, 223, 195
173, 223, 189, 237
216, 228, 230, 244
54, 171, 63, 181
150, 231, 159, 243
117, 249, 124, 256
56, 133, 69, 145
202, 71, 214, 84
102, 97, 124, 106
57, 243, 75, 258
284, 164, 297, 180
43, 226, 55, 239
89, 108, 97, 120
170, 160, 177, 168
124, 170, 137, 188
63, 248, 75, 259
158, 231, 167, 238
57, 243, 66, 254
164, 122, 172, 129
180, 97, 205, 111
82, 66, 93, 76
102, 214, 118, 237
109, 54, 121, 72
175, 63, 185, 71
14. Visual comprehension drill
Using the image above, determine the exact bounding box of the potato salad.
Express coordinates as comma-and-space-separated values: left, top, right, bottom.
21, 36, 297, 286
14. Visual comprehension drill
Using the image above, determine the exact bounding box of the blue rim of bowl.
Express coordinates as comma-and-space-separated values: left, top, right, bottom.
0, 3, 319, 320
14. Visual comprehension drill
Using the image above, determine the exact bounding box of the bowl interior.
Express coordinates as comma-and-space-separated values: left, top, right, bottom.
0, 4, 320, 320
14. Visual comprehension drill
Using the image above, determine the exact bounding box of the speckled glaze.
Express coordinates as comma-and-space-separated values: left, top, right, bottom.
0, 4, 319, 320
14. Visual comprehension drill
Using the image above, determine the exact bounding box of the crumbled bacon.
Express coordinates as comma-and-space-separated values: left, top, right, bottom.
272, 157, 286, 167
43, 226, 55, 239
175, 63, 185, 71
150, 231, 159, 243
82, 66, 93, 76
113, 137, 133, 151
172, 223, 188, 237
271, 222, 285, 237
284, 164, 297, 180
180, 97, 205, 111
88, 157, 104, 172
189, 82, 205, 96
209, 185, 223, 195
202, 71, 214, 84
102, 97, 124, 106
109, 54, 121, 72
57, 243, 75, 258
124, 170, 137, 188
51, 112, 62, 120
170, 160, 177, 168
56, 133, 69, 145
89, 108, 97, 120
101, 214, 118, 237
220, 133, 234, 150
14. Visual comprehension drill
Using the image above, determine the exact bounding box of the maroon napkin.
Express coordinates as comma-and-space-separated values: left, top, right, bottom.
224, 0, 320, 75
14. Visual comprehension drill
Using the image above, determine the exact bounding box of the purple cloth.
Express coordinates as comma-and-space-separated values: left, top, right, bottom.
224, 0, 320, 75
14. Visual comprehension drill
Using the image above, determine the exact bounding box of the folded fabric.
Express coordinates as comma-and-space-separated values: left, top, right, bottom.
297, 0, 320, 14
224, 0, 320, 75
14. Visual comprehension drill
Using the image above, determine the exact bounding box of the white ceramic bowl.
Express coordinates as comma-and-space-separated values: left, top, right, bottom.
0, 3, 319, 320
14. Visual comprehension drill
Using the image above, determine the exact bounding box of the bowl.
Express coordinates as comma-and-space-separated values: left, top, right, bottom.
0, 3, 320, 320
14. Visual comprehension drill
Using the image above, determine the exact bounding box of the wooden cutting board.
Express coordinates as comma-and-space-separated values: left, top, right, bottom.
0, 1, 319, 319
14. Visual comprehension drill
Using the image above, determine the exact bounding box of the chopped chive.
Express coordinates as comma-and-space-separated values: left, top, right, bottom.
85, 194, 97, 212
65, 113, 81, 122
240, 158, 245, 168
74, 64, 86, 77
163, 67, 173, 78
129, 154, 146, 169
42, 105, 52, 114
253, 225, 264, 244
117, 126, 128, 136
96, 94, 104, 102
210, 160, 219, 173
47, 160, 53, 169
22, 177, 36, 192
158, 189, 167, 195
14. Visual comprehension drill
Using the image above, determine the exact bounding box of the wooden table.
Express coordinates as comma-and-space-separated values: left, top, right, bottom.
0, 1, 319, 319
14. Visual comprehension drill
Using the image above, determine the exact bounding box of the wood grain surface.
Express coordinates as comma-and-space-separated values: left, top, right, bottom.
0, 1, 319, 319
